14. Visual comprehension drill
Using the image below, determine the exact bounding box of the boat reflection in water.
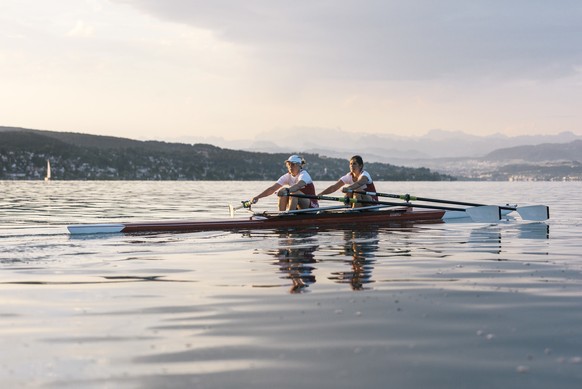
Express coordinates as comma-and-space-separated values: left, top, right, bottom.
268, 230, 319, 293
328, 229, 380, 290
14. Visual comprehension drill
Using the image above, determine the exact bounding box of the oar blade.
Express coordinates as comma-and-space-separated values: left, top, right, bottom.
228, 205, 236, 218
442, 210, 471, 220
465, 205, 501, 223
68, 223, 125, 235
516, 205, 549, 221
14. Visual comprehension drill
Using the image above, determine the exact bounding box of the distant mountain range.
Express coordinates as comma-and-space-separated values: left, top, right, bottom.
483, 139, 582, 162
171, 127, 582, 162
169, 127, 582, 180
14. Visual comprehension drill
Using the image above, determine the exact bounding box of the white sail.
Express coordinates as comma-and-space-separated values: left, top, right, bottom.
45, 160, 51, 181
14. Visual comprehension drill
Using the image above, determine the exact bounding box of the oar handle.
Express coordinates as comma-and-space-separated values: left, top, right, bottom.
347, 189, 412, 201
289, 193, 357, 205
228, 199, 255, 217
232, 200, 254, 211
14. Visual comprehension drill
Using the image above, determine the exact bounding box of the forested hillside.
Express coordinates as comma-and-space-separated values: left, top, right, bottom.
0, 127, 454, 181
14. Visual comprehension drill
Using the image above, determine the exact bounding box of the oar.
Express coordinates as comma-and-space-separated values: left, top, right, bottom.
289, 193, 501, 223
347, 190, 549, 221
272, 204, 351, 215
228, 200, 254, 217
261, 204, 390, 217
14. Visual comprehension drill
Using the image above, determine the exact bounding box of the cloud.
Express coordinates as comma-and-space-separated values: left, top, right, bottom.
67, 20, 95, 37
113, 0, 582, 81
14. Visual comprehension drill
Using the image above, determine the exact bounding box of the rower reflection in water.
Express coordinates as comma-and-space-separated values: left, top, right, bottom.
329, 229, 380, 290
270, 230, 319, 293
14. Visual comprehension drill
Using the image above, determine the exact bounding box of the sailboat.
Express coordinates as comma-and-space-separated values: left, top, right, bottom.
44, 160, 51, 181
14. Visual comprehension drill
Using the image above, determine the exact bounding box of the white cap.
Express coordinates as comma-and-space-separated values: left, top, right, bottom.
285, 155, 303, 164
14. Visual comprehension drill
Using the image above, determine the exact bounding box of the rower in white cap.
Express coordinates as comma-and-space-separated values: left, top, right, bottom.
251, 155, 319, 211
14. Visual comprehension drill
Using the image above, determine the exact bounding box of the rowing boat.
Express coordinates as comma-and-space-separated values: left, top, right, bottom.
67, 207, 445, 235
67, 189, 549, 235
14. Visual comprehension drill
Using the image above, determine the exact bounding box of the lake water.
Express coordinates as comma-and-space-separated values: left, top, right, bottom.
1, 180, 581, 388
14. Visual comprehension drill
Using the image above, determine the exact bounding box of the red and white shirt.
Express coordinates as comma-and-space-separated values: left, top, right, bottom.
340, 170, 378, 200
277, 170, 319, 208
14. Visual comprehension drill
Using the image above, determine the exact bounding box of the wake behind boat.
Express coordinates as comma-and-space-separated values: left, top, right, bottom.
67, 206, 445, 235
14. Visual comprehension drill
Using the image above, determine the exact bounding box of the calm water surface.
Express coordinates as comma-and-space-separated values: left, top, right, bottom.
1, 181, 581, 388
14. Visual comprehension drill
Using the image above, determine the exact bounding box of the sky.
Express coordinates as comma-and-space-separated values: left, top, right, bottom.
1, 0, 582, 142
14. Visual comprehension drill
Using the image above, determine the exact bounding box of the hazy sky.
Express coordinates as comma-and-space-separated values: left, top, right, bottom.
1, 0, 581, 141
